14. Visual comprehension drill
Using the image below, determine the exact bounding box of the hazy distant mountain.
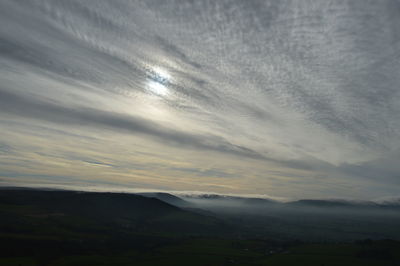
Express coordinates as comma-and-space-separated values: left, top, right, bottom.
285, 199, 400, 212
378, 197, 400, 207
136, 192, 191, 207
241, 197, 277, 205
181, 193, 277, 206
178, 192, 400, 210
286, 199, 375, 208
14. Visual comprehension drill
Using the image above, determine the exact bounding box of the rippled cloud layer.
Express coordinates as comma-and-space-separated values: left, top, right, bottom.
1, 0, 400, 199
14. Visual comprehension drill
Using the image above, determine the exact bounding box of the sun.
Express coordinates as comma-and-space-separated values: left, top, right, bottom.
146, 67, 171, 96
152, 67, 171, 82
147, 80, 168, 96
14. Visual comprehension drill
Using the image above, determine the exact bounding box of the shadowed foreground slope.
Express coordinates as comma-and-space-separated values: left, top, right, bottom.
1, 189, 400, 266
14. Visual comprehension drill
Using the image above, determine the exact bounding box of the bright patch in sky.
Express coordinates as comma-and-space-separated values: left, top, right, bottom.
152, 67, 171, 82
146, 67, 171, 96
147, 80, 168, 96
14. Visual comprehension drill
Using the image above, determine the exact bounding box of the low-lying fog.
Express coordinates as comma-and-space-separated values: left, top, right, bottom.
149, 192, 400, 241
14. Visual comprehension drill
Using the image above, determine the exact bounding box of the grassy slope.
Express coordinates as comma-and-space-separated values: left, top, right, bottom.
1, 189, 400, 266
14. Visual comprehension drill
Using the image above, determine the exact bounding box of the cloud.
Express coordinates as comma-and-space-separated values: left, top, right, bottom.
0, 89, 264, 160
1, 0, 400, 198
170, 167, 236, 178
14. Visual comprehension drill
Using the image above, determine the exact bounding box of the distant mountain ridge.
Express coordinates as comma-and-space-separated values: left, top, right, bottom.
1, 187, 400, 241
136, 192, 191, 207
2, 186, 399, 207
172, 192, 400, 209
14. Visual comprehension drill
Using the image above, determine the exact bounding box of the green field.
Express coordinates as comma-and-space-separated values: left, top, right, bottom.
2, 238, 400, 266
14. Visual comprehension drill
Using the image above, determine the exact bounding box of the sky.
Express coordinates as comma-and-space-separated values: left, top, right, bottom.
1, 0, 400, 200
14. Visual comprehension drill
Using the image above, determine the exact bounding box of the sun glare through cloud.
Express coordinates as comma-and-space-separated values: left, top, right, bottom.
146, 67, 171, 96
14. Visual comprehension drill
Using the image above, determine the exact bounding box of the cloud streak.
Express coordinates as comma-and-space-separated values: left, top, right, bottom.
0, 89, 264, 160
